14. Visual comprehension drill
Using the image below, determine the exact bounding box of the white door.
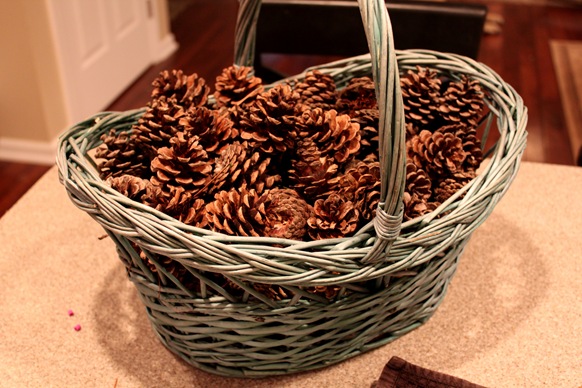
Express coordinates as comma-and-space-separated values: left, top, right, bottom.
47, 0, 152, 123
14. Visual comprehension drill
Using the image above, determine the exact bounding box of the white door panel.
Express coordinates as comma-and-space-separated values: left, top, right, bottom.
48, 0, 152, 123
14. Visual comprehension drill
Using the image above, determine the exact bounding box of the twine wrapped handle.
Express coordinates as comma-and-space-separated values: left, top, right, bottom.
234, 0, 406, 264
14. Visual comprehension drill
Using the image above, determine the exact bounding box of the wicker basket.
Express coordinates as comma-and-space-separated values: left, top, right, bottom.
57, 0, 527, 378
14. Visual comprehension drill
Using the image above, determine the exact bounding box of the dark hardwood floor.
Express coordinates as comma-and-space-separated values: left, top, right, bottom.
1, 0, 581, 218
0, 161, 51, 218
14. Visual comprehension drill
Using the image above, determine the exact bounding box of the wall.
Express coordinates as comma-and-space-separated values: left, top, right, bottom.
0, 0, 68, 144
0, 0, 175, 164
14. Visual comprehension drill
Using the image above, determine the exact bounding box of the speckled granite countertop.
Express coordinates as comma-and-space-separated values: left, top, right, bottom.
1, 161, 580, 387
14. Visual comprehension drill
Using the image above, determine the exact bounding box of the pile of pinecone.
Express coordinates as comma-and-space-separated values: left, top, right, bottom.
95, 66, 485, 300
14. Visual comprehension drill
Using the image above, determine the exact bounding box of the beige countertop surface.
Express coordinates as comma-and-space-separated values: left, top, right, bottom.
1, 161, 581, 388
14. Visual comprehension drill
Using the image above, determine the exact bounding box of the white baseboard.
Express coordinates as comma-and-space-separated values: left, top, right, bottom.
151, 33, 179, 64
0, 137, 58, 165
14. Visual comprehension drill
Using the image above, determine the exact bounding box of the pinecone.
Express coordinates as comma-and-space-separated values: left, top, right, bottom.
156, 254, 189, 282
205, 187, 270, 237
212, 141, 281, 194
211, 141, 247, 192
142, 184, 207, 227
214, 65, 264, 108
433, 165, 476, 202
139, 249, 190, 286
95, 129, 149, 179
405, 162, 432, 201
183, 198, 208, 227
252, 283, 292, 301
239, 83, 299, 154
406, 129, 466, 177
336, 76, 377, 113
306, 284, 342, 300
439, 123, 483, 171
150, 131, 213, 198
433, 178, 466, 203
296, 108, 361, 165
221, 277, 292, 301
350, 108, 379, 160
151, 69, 210, 108
131, 242, 202, 291
220, 276, 244, 295
403, 192, 440, 221
132, 96, 186, 158
339, 160, 381, 222
400, 66, 442, 128
293, 70, 338, 112
439, 75, 485, 128
288, 138, 340, 200
307, 193, 360, 240
451, 169, 477, 182
179, 106, 238, 156
401, 162, 435, 221
106, 175, 149, 200
263, 188, 313, 240
405, 122, 420, 141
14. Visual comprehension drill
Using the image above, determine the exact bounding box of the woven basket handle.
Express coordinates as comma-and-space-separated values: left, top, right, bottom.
234, 0, 406, 264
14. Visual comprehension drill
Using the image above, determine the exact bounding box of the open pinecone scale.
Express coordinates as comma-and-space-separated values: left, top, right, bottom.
96, 66, 486, 301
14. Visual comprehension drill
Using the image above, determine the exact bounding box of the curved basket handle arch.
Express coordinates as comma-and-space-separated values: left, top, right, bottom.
234, 0, 406, 264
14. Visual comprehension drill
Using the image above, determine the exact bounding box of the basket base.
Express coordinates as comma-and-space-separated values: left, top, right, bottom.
124, 240, 467, 378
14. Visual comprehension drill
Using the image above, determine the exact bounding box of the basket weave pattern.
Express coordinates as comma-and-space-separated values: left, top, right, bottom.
57, 0, 527, 378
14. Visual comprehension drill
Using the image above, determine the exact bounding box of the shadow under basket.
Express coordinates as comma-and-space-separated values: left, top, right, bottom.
56, 0, 527, 379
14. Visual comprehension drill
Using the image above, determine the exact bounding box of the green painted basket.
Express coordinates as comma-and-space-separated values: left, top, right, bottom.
57, 0, 527, 378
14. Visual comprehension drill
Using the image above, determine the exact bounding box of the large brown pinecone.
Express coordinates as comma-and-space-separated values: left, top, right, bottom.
307, 193, 360, 240
288, 138, 340, 200
150, 131, 213, 198
182, 198, 208, 227
214, 65, 264, 108
205, 187, 270, 237
239, 83, 299, 154
212, 141, 280, 194
179, 106, 238, 156
132, 96, 186, 158
451, 168, 477, 182
339, 160, 381, 222
294, 70, 338, 112
401, 66, 442, 128
402, 162, 435, 221
336, 76, 377, 113
141, 184, 207, 227
406, 129, 466, 177
151, 69, 210, 108
349, 108, 379, 160
263, 188, 313, 240
296, 108, 361, 165
106, 174, 149, 200
95, 130, 149, 179
405, 162, 432, 201
433, 178, 467, 204
439, 123, 483, 171
403, 192, 440, 222
434, 165, 477, 202
439, 75, 485, 128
